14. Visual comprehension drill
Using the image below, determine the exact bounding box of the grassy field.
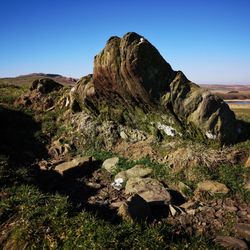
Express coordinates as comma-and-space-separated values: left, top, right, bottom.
229, 103, 250, 122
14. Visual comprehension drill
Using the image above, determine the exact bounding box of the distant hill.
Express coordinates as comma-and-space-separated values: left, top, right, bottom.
200, 84, 250, 92
200, 84, 250, 100
0, 73, 78, 87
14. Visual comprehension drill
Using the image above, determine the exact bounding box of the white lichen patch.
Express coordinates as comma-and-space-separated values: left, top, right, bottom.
70, 86, 76, 93
111, 178, 124, 191
205, 131, 216, 140
157, 123, 182, 137
65, 97, 70, 107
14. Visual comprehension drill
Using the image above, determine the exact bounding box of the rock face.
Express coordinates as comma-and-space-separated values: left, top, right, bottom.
73, 32, 239, 144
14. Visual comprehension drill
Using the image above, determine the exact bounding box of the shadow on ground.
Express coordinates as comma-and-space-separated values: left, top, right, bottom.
0, 106, 123, 223
237, 119, 250, 142
0, 106, 47, 164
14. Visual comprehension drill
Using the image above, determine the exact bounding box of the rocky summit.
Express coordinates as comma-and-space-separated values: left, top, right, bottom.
70, 32, 239, 144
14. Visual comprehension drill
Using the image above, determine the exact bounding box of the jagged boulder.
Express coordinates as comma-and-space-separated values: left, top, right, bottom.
30, 78, 63, 94
94, 33, 176, 102
73, 32, 239, 144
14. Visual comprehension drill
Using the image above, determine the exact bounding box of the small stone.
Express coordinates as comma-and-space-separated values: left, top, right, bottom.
186, 209, 196, 215
118, 194, 151, 222
54, 156, 92, 176
120, 131, 128, 140
115, 164, 152, 182
224, 206, 238, 213
237, 211, 247, 218
215, 210, 224, 218
215, 236, 248, 250
195, 180, 229, 195
235, 223, 250, 241
86, 182, 101, 189
169, 204, 177, 217
109, 201, 124, 209
102, 157, 119, 173
180, 200, 197, 210
38, 160, 49, 170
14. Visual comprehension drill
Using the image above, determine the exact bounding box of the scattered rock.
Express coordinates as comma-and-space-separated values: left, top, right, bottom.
125, 177, 171, 204
215, 236, 248, 250
115, 164, 152, 182
195, 180, 229, 195
118, 194, 151, 222
102, 157, 119, 173
235, 223, 250, 241
54, 156, 92, 176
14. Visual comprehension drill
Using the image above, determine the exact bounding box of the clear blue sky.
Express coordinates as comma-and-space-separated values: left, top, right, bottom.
1, 0, 250, 84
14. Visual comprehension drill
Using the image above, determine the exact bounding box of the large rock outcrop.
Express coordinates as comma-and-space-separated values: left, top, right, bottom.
72, 32, 239, 144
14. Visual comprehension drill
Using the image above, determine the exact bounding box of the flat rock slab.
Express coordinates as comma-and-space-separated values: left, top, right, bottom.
54, 156, 92, 176
236, 223, 250, 241
215, 236, 248, 249
115, 164, 152, 181
125, 177, 171, 204
195, 180, 229, 195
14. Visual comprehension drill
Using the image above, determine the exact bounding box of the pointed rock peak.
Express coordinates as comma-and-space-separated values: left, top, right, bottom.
93, 32, 176, 102
122, 32, 144, 44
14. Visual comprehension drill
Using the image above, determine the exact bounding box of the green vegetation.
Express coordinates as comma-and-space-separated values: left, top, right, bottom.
0, 82, 249, 249
0, 84, 28, 105
1, 185, 217, 249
